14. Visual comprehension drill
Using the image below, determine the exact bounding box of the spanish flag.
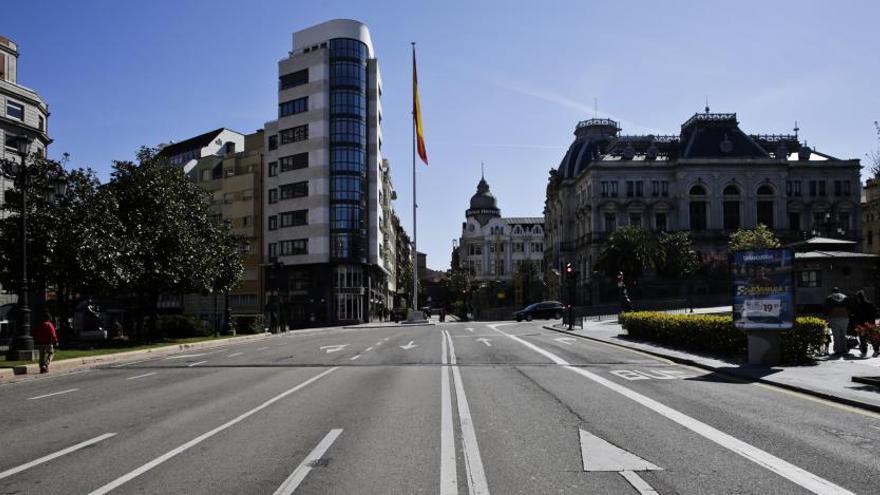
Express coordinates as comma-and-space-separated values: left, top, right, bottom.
413, 46, 428, 165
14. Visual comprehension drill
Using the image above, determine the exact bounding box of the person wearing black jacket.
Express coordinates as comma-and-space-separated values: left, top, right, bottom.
852, 290, 878, 357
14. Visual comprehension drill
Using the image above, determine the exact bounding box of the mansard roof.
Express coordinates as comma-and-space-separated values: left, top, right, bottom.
556, 111, 843, 180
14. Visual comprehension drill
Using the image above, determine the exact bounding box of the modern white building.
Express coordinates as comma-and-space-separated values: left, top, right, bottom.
0, 35, 51, 306
157, 128, 245, 175
456, 174, 545, 282
263, 19, 389, 327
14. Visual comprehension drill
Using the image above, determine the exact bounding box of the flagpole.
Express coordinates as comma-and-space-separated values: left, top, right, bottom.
411, 42, 418, 313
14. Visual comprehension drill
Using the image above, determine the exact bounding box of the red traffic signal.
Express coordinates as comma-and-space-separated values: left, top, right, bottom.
565, 262, 573, 274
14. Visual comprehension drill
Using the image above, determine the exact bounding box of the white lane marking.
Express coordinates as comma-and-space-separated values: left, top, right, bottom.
444, 331, 489, 494
440, 331, 457, 494
0, 433, 117, 481
28, 388, 79, 400
476, 337, 492, 347
88, 367, 338, 495
555, 337, 577, 345
620, 470, 659, 495
488, 324, 856, 495
383, 337, 390, 341
187, 361, 207, 367
111, 358, 153, 368
400, 340, 418, 350
163, 353, 207, 360
466, 327, 474, 333
126, 372, 158, 381
320, 344, 348, 354
273, 429, 343, 495
255, 347, 269, 352
227, 352, 243, 358
350, 354, 361, 361
579, 429, 660, 472
365, 346, 375, 352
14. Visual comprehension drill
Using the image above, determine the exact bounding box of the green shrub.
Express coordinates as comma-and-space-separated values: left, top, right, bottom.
619, 311, 829, 364
158, 315, 213, 339
234, 315, 265, 334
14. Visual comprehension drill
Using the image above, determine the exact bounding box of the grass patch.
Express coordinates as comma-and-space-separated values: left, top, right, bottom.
1, 335, 240, 368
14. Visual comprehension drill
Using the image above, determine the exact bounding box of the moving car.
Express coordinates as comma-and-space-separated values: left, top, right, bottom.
514, 301, 564, 322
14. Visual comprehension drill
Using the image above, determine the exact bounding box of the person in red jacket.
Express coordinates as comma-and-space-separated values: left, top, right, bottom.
33, 311, 59, 373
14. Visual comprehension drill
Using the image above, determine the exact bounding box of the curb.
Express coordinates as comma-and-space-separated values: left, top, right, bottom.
541, 325, 880, 415
0, 332, 273, 382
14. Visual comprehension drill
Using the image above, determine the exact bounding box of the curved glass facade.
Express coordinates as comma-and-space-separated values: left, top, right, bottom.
329, 38, 368, 262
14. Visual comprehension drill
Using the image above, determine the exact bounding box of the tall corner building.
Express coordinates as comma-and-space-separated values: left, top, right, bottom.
264, 19, 389, 327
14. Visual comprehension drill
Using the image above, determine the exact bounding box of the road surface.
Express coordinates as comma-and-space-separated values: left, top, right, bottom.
1, 320, 878, 494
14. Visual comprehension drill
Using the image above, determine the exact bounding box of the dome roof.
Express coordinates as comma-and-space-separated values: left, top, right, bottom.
558, 138, 601, 179
469, 177, 497, 210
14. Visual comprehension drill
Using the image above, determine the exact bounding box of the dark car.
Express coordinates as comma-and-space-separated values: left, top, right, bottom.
514, 301, 564, 322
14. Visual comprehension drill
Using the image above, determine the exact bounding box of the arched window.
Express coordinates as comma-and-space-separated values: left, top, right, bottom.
723, 185, 740, 231
757, 185, 775, 228
689, 184, 708, 231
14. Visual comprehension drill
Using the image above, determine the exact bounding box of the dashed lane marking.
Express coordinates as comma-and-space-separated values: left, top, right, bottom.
0, 433, 117, 481
28, 388, 79, 400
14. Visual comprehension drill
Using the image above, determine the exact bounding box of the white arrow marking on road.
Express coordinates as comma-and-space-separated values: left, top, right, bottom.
579, 429, 661, 494
273, 429, 343, 495
319, 344, 349, 354
555, 337, 577, 345
400, 340, 418, 350
476, 337, 492, 347
0, 433, 117, 481
465, 327, 474, 332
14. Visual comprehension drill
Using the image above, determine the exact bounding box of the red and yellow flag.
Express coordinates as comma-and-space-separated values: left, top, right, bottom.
413, 46, 428, 165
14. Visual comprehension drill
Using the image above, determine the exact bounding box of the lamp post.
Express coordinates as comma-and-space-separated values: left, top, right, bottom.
1, 136, 35, 359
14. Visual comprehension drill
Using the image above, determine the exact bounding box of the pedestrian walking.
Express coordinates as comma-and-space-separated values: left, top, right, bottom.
34, 311, 59, 373
825, 287, 850, 356
852, 290, 879, 357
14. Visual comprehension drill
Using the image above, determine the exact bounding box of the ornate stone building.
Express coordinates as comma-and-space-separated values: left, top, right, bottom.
544, 111, 861, 304
456, 174, 544, 282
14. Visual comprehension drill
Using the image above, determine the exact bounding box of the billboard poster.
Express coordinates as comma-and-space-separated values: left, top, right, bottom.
732, 249, 795, 329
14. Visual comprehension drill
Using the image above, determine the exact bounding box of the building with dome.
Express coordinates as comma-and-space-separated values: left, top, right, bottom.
455, 174, 545, 283
544, 111, 862, 304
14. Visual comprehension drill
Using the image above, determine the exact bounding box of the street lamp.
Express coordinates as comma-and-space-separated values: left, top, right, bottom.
1, 136, 35, 359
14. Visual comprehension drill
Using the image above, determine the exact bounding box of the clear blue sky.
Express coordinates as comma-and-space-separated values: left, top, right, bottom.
5, 0, 879, 269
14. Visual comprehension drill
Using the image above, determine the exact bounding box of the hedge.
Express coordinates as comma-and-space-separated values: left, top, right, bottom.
618, 312, 829, 364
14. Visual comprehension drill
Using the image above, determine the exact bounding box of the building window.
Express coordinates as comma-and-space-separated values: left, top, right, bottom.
200, 169, 212, 182
661, 181, 669, 197
756, 185, 774, 229
610, 182, 618, 197
38, 115, 45, 132
279, 96, 308, 117
818, 181, 826, 196
868, 231, 873, 246
279, 152, 308, 172
268, 161, 278, 177
268, 242, 277, 259
689, 185, 708, 231
280, 124, 308, 144
797, 270, 821, 288
279, 181, 308, 199
469, 244, 482, 256
268, 189, 278, 204
723, 201, 740, 231
655, 212, 667, 231
530, 242, 543, 253
834, 180, 842, 196
843, 180, 851, 196
629, 214, 642, 228
6, 100, 24, 120
651, 181, 660, 197
268, 135, 278, 151
513, 242, 524, 253
280, 69, 308, 90
223, 192, 234, 204
786, 180, 802, 197
789, 212, 800, 232
279, 210, 308, 228
601, 182, 609, 198
604, 213, 617, 232
809, 181, 817, 197
331, 176, 362, 201
636, 181, 644, 197
626, 181, 635, 198
268, 216, 278, 231
241, 215, 251, 227
279, 239, 308, 256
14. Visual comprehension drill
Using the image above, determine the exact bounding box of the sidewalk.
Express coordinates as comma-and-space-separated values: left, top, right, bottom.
546, 314, 880, 413
0, 332, 273, 383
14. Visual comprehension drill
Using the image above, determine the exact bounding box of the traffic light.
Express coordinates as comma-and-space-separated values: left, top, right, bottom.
565, 262, 573, 275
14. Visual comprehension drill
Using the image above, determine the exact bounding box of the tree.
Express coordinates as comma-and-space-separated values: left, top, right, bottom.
728, 224, 781, 251
512, 259, 543, 306
105, 147, 243, 338
869, 120, 880, 178
656, 231, 698, 278
595, 226, 658, 283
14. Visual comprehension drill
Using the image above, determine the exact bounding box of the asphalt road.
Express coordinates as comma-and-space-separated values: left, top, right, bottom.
1, 320, 879, 494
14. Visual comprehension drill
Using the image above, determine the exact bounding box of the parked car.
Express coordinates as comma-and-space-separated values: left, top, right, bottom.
514, 301, 564, 322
